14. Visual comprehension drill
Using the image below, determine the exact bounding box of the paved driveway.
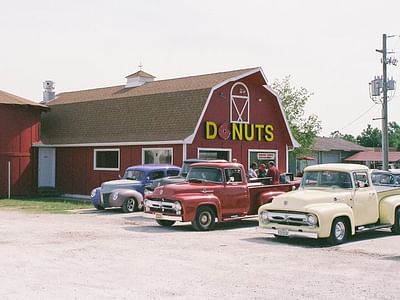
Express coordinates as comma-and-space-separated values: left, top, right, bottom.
0, 209, 399, 300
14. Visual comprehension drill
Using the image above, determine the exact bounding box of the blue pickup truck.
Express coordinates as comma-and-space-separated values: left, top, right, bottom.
90, 164, 181, 213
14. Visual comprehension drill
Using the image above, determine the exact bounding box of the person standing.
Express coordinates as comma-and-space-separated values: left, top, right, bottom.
257, 163, 267, 178
248, 162, 258, 179
266, 161, 280, 184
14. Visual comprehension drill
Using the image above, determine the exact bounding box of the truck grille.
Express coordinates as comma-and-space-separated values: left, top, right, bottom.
145, 198, 178, 214
267, 211, 309, 226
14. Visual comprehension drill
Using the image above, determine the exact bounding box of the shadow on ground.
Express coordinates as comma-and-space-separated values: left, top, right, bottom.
243, 228, 394, 249
123, 218, 259, 233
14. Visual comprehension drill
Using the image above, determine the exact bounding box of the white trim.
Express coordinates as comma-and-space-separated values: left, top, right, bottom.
142, 147, 174, 165
184, 68, 261, 144
286, 144, 289, 173
247, 149, 279, 169
230, 82, 250, 124
197, 147, 232, 161
263, 84, 299, 148
183, 143, 187, 161
93, 148, 120, 171
33, 140, 185, 148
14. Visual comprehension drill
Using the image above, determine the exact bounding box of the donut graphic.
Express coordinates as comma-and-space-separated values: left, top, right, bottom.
218, 123, 231, 140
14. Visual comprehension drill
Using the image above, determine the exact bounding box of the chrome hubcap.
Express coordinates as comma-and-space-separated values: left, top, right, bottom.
200, 212, 211, 226
335, 221, 346, 241
127, 199, 134, 211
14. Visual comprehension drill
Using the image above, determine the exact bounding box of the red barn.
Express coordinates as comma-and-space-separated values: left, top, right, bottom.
39, 68, 297, 196
0, 90, 48, 197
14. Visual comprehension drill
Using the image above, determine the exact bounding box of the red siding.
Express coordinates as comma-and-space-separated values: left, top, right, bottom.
0, 105, 42, 196
55, 144, 184, 195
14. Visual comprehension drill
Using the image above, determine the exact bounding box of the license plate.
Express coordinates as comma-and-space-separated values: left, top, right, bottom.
155, 213, 163, 219
277, 228, 289, 236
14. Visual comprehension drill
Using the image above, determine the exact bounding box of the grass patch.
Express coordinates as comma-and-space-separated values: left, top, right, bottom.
0, 198, 93, 214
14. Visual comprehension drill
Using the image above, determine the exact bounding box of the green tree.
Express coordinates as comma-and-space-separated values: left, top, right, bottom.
388, 121, 400, 150
272, 76, 321, 156
356, 124, 381, 147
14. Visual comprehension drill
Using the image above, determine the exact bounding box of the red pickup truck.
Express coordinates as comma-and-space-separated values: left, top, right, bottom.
144, 162, 298, 230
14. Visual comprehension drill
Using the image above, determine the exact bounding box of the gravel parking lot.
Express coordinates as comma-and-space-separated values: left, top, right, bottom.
1, 208, 399, 300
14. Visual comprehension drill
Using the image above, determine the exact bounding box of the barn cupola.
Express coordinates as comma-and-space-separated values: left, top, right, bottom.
125, 70, 155, 88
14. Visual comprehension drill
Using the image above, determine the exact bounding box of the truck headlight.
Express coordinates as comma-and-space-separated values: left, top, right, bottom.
307, 214, 318, 225
174, 201, 182, 215
260, 211, 270, 222
90, 189, 97, 198
111, 192, 119, 201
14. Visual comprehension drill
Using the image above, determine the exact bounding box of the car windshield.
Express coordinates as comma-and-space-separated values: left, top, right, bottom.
187, 167, 223, 183
123, 170, 145, 181
301, 171, 352, 189
371, 172, 395, 185
393, 174, 400, 185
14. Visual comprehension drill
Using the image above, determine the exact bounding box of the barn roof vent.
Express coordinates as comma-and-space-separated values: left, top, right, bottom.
125, 70, 155, 88
43, 80, 56, 102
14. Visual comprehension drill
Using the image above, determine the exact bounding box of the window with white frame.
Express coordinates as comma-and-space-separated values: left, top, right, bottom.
94, 149, 120, 171
142, 148, 173, 164
198, 148, 231, 161
248, 149, 278, 169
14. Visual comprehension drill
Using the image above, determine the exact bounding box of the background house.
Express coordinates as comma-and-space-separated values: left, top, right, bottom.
292, 137, 368, 174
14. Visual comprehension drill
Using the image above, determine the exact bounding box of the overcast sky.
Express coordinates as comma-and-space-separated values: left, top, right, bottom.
1, 0, 400, 137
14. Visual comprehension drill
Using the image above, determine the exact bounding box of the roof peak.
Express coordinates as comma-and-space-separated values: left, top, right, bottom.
125, 70, 156, 88
125, 70, 156, 79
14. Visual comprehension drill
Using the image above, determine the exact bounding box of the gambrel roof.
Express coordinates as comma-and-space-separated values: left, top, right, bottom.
41, 68, 297, 147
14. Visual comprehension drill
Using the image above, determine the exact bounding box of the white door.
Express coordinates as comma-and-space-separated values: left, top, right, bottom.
38, 148, 56, 187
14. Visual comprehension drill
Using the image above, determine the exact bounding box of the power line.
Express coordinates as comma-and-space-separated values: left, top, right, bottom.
337, 104, 378, 132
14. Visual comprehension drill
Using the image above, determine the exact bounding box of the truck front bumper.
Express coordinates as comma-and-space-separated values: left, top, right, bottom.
144, 212, 183, 222
259, 226, 318, 239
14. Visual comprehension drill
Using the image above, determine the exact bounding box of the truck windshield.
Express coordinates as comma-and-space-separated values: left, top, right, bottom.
123, 170, 145, 181
301, 171, 352, 189
187, 167, 223, 183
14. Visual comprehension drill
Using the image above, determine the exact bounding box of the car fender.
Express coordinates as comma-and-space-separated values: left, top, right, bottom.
174, 194, 221, 222
90, 187, 101, 206
112, 189, 144, 208
305, 203, 355, 238
256, 190, 286, 207
379, 194, 400, 224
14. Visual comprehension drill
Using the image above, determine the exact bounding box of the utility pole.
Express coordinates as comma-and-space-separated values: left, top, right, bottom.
370, 34, 397, 170
380, 34, 389, 170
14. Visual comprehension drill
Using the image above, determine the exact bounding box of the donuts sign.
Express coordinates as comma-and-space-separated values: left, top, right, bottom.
205, 121, 274, 142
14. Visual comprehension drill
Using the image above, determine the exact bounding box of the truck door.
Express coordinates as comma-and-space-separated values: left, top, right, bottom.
352, 171, 379, 226
219, 168, 249, 217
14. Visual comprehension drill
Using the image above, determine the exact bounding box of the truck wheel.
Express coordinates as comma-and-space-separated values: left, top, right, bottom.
156, 220, 176, 227
327, 217, 349, 245
94, 205, 104, 210
122, 197, 137, 213
391, 207, 400, 234
192, 206, 215, 231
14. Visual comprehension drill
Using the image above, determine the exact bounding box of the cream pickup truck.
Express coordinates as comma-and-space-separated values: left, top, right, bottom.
258, 163, 400, 245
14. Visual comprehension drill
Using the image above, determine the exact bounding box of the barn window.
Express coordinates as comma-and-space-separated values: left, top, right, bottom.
142, 148, 173, 164
94, 149, 120, 171
198, 148, 231, 161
